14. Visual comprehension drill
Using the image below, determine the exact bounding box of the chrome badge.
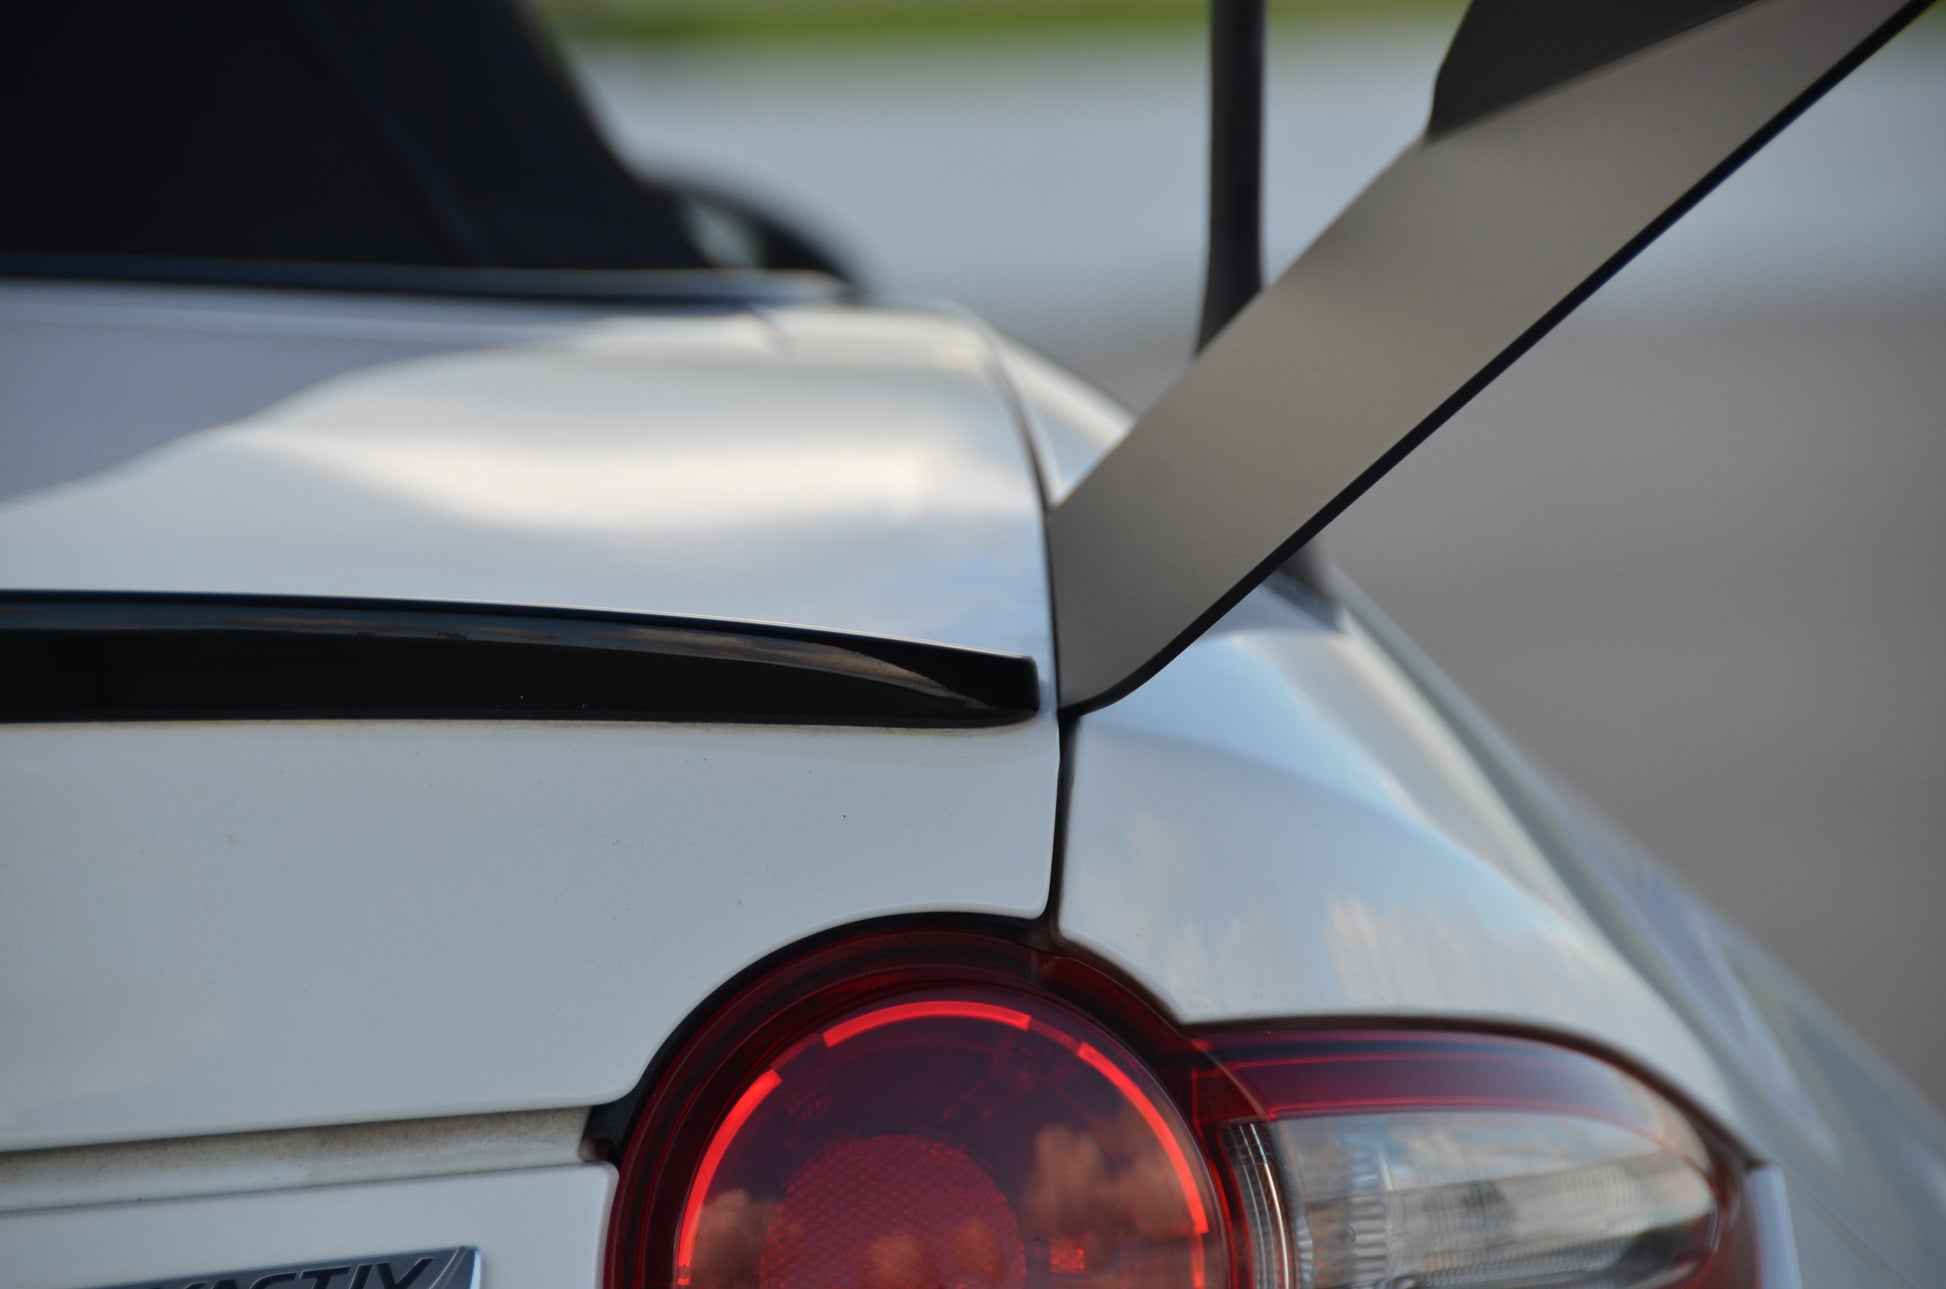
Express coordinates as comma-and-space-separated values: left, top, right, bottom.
92, 1248, 477, 1289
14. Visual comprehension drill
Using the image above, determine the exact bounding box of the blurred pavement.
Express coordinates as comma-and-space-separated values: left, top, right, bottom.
576, 24, 1946, 1107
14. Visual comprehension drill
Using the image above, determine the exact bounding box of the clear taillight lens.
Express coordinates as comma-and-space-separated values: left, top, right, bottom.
1200, 1032, 1731, 1289
1230, 1112, 1715, 1289
608, 932, 1756, 1289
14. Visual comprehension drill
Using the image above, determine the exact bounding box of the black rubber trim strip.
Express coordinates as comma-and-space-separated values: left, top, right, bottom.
0, 593, 1040, 728
0, 253, 845, 308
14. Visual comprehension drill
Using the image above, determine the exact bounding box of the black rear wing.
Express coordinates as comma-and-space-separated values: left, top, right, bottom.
1051, 0, 1932, 712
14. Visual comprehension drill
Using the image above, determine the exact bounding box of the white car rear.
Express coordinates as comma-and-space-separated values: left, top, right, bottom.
3, 1, 1940, 1286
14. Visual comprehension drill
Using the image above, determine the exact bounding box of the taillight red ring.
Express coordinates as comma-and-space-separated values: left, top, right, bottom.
610, 930, 1227, 1289
675, 1068, 783, 1287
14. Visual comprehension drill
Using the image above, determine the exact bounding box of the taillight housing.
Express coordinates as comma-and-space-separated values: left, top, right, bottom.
608, 929, 1763, 1289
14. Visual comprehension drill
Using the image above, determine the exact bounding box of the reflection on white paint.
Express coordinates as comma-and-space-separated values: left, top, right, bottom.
242, 420, 1024, 535
0, 714, 1059, 1151
1060, 586, 1742, 1133
1067, 811, 1306, 1018
1322, 895, 1617, 1017
0, 974, 233, 1133
0, 293, 1053, 664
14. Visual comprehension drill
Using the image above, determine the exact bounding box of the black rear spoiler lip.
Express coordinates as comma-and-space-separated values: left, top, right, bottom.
0, 591, 1040, 729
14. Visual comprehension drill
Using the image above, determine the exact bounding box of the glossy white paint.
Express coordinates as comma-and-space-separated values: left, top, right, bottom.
0, 716, 1054, 1152
989, 337, 1130, 502
0, 281, 586, 504
0, 282, 1052, 665
5, 275, 1940, 1280
1012, 344, 1739, 1124
0, 1164, 612, 1289
1008, 349, 1754, 1145
1057, 588, 1746, 1134
1787, 1184, 1913, 1289
0, 284, 1063, 1151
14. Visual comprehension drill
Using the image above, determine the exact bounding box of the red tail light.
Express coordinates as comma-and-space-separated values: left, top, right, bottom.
608, 929, 1765, 1289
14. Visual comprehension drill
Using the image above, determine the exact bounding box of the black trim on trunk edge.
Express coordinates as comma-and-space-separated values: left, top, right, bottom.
0, 593, 1040, 728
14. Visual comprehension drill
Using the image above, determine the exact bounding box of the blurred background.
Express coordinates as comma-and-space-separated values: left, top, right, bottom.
537, 0, 1945, 1109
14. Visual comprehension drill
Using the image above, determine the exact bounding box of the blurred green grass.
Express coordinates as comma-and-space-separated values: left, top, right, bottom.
536, 0, 1470, 44
540, 0, 1943, 46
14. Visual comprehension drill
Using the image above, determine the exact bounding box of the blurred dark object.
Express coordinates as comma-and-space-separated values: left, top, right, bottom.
1197, 0, 1265, 351
665, 178, 857, 278
0, 0, 850, 279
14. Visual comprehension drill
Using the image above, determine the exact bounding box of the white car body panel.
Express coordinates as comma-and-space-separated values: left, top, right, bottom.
1053, 585, 1946, 1284
0, 282, 1053, 666
1056, 592, 1742, 1131
0, 283, 1059, 1153
0, 688, 1054, 1154
0, 1164, 614, 1289
5, 285, 1944, 1286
